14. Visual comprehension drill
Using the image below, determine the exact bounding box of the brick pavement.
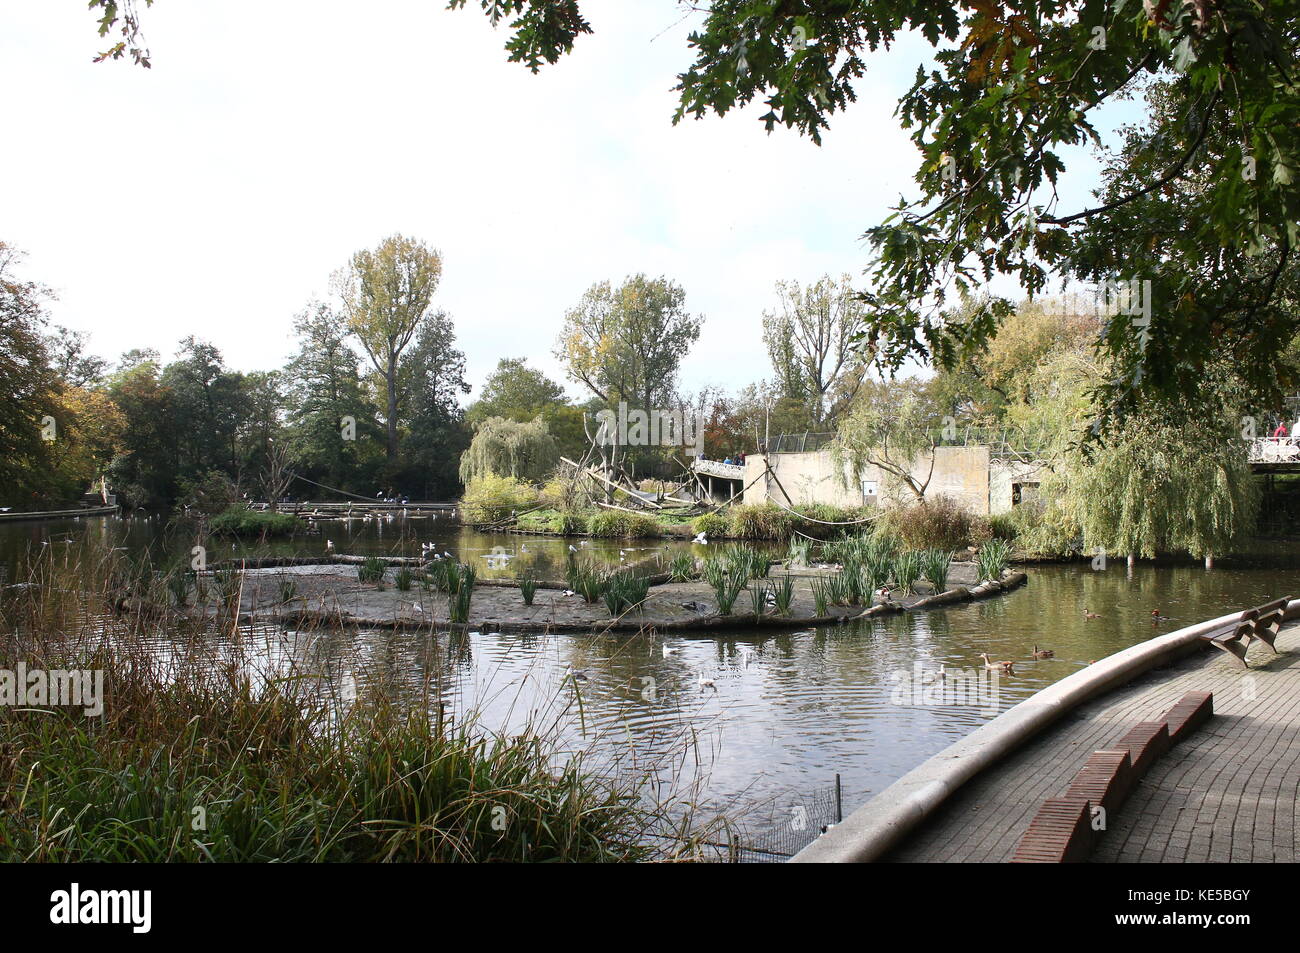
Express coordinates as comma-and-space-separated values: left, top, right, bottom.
883, 622, 1300, 862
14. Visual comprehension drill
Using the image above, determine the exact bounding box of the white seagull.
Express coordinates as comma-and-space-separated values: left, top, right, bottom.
692, 532, 708, 545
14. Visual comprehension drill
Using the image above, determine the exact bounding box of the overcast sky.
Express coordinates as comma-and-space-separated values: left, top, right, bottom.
2, 1, 1126, 403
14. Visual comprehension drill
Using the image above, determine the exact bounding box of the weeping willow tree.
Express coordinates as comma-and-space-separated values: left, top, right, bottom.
458, 416, 558, 485
1065, 404, 1260, 566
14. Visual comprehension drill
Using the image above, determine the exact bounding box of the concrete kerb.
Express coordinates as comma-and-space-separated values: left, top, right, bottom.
790, 598, 1300, 863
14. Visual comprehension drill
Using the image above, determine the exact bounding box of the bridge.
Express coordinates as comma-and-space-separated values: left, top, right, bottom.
1248, 437, 1300, 471
692, 458, 746, 480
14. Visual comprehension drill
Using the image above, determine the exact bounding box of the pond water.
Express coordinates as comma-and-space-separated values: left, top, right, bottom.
4, 513, 1299, 854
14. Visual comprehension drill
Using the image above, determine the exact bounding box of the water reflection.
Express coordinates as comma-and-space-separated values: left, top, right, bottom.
3, 515, 1299, 829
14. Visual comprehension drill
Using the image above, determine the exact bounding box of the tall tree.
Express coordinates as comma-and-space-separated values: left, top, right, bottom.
335, 234, 444, 464
556, 274, 702, 412
447, 1, 1300, 423
762, 274, 869, 428
0, 242, 60, 505
468, 357, 586, 459
397, 310, 471, 499
282, 302, 381, 494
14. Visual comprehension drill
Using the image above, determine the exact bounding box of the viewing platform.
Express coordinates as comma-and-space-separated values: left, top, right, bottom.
816, 619, 1300, 863
691, 458, 745, 480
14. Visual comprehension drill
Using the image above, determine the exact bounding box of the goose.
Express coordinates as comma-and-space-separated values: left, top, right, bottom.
1083, 608, 1100, 619
692, 532, 708, 545
979, 653, 1015, 674
1030, 645, 1054, 659
698, 673, 717, 690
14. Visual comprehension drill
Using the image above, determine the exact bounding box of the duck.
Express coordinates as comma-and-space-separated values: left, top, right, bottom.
1030, 645, 1054, 659
979, 653, 1015, 674
920, 663, 947, 684
662, 645, 678, 658
1083, 608, 1100, 619
1151, 609, 1169, 621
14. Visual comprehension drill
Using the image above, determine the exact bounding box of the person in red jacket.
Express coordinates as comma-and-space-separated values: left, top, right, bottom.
1274, 422, 1289, 438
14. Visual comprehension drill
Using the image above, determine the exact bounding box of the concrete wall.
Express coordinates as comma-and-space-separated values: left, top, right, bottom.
988, 460, 1053, 515
745, 446, 993, 515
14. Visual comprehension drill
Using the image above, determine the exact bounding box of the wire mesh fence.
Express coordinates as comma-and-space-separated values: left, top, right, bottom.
715, 775, 844, 863
764, 428, 1049, 462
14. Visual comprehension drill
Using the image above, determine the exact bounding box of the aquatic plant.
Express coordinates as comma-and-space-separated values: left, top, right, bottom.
726, 503, 793, 540
786, 537, 811, 568
277, 577, 297, 604
976, 539, 1012, 583
810, 577, 831, 616
358, 557, 386, 585
892, 550, 922, 595
771, 574, 795, 617
601, 571, 650, 616
749, 583, 768, 616
520, 571, 538, 606
448, 563, 476, 623
394, 567, 414, 592
710, 571, 745, 615
667, 552, 695, 583
920, 550, 954, 593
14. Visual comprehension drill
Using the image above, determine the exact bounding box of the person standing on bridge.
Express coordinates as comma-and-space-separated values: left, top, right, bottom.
1274, 421, 1289, 438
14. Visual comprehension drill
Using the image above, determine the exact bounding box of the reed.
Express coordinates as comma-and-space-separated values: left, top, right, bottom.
771, 574, 795, 616
520, 571, 538, 606
976, 539, 1012, 583
357, 556, 385, 584
921, 550, 954, 592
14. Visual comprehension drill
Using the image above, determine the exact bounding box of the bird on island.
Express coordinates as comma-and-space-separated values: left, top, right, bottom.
562, 589, 577, 597
692, 532, 708, 545
568, 545, 577, 553
412, 603, 423, 614
680, 600, 702, 611
663, 645, 678, 658
1083, 608, 1100, 619
979, 653, 1015, 674
1030, 645, 1054, 659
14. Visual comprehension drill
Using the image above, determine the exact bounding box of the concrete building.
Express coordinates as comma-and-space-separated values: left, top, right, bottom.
741, 446, 1050, 516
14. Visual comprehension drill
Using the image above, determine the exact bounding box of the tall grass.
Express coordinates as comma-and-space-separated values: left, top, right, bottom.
920, 550, 954, 592
0, 546, 701, 862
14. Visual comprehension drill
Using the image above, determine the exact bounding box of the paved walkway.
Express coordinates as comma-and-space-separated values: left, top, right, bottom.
884, 623, 1300, 862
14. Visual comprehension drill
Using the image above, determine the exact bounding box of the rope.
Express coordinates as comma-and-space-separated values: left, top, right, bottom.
287, 471, 402, 504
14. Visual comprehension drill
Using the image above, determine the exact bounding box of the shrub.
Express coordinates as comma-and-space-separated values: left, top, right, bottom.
727, 503, 793, 540
552, 512, 588, 535
460, 473, 539, 525
209, 505, 298, 538
691, 512, 730, 538
877, 496, 977, 551
586, 510, 660, 538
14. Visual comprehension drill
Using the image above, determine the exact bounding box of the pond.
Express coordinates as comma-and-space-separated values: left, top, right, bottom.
4, 513, 1299, 856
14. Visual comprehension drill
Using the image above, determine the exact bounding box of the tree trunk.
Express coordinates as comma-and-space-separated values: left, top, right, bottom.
386, 356, 399, 462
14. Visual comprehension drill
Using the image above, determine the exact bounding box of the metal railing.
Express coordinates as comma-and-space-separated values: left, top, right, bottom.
1249, 437, 1300, 464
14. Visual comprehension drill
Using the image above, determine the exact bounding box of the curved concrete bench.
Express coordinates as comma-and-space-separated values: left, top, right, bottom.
791, 598, 1300, 863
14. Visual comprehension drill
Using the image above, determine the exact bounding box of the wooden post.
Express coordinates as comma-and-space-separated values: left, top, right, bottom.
1205, 553, 1214, 570
1127, 553, 1136, 567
